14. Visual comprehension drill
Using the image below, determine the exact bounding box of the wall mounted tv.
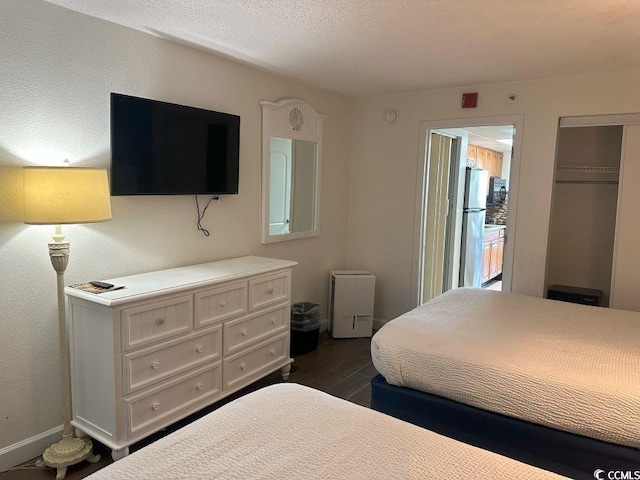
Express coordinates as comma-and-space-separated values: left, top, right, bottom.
110, 93, 240, 195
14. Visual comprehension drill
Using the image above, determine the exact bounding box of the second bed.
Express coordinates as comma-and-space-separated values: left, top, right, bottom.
371, 288, 640, 478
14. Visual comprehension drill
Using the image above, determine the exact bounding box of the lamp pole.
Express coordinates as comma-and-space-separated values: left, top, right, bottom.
50, 234, 72, 437
35, 227, 101, 480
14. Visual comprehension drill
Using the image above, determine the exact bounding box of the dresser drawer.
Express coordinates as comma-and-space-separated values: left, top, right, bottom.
248, 271, 290, 311
121, 295, 193, 351
123, 326, 222, 395
223, 305, 288, 355
194, 281, 248, 328
124, 362, 222, 438
223, 333, 288, 390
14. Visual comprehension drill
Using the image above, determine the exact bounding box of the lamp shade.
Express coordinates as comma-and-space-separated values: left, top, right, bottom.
23, 167, 112, 225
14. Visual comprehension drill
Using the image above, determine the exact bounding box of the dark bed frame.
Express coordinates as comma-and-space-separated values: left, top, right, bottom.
371, 374, 640, 480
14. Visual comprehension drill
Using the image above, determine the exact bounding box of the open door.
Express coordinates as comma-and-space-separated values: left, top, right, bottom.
421, 132, 457, 303
415, 119, 521, 307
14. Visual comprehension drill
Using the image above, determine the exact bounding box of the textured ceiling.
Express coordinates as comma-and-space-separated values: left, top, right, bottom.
44, 0, 640, 97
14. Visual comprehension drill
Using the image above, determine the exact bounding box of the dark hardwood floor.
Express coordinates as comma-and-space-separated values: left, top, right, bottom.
2, 333, 375, 480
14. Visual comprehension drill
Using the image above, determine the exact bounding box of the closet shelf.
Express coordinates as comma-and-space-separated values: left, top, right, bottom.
556, 165, 619, 174
555, 180, 619, 185
555, 165, 619, 184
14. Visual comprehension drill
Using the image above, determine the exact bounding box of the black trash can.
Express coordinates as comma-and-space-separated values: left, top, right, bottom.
290, 302, 321, 356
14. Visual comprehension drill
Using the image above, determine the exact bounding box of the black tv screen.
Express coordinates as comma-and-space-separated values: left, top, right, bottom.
110, 93, 240, 195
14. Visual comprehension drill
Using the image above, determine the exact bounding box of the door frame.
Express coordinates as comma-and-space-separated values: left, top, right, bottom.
555, 113, 640, 310
410, 115, 525, 308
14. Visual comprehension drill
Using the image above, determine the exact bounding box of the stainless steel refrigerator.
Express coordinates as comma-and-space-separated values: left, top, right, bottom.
459, 167, 489, 287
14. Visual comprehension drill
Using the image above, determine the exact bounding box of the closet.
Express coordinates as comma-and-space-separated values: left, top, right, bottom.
546, 116, 640, 311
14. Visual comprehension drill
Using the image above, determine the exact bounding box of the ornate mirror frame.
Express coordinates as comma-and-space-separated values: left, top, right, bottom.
260, 98, 326, 244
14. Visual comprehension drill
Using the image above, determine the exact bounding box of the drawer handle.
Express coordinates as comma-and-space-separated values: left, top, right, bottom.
240, 363, 247, 371
269, 349, 276, 356
219, 301, 226, 308
156, 318, 165, 326
267, 288, 274, 295
196, 383, 204, 391
270, 317, 277, 325
151, 361, 160, 370
241, 329, 248, 337
195, 345, 204, 353
151, 402, 160, 411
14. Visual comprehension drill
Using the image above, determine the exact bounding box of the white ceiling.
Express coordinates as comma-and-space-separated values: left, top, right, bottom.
441, 126, 515, 153
44, 0, 640, 97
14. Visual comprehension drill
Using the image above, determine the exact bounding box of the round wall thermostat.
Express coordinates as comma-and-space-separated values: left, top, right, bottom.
384, 109, 398, 123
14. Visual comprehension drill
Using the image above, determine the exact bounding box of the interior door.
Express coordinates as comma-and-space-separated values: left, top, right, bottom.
610, 124, 640, 311
422, 132, 454, 303
268, 137, 292, 235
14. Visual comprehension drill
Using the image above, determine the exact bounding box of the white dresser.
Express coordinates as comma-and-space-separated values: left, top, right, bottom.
65, 255, 297, 460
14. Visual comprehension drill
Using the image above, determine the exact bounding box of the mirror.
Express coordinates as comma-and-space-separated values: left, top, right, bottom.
260, 99, 326, 244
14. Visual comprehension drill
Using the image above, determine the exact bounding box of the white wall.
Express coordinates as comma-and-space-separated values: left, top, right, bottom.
0, 0, 352, 459
346, 69, 640, 321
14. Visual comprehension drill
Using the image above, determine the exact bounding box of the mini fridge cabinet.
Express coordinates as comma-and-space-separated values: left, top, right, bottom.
328, 270, 376, 338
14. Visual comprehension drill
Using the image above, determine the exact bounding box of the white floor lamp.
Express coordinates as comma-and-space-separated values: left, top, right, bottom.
23, 166, 112, 480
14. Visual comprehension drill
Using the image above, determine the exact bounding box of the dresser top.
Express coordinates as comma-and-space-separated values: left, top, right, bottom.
65, 255, 297, 307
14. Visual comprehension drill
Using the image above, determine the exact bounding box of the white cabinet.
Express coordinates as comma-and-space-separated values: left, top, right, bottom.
66, 256, 296, 460
328, 271, 375, 338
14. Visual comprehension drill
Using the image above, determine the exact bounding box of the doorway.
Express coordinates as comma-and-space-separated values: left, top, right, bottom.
544, 113, 640, 311
412, 116, 524, 307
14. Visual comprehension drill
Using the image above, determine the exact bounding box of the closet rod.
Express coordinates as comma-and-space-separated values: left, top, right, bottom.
555, 180, 619, 185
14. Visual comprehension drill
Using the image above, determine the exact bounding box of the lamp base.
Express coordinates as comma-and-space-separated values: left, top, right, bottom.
36, 434, 101, 480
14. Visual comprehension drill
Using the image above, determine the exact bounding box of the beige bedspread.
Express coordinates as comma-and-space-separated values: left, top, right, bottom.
372, 288, 640, 448
86, 383, 564, 479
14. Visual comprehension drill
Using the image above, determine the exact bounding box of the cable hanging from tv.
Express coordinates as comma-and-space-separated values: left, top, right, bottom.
195, 195, 220, 236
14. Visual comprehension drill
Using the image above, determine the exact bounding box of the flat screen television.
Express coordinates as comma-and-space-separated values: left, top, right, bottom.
110, 93, 240, 195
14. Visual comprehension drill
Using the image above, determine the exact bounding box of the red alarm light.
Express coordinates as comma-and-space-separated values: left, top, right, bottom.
461, 92, 478, 108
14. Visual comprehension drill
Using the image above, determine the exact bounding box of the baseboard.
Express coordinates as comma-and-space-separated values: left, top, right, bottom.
0, 425, 63, 472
